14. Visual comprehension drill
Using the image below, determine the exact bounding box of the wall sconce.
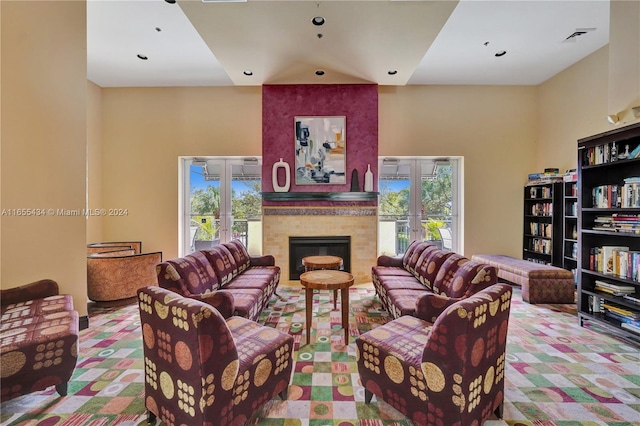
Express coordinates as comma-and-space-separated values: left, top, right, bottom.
606, 114, 619, 125
633, 106, 640, 118
607, 105, 640, 124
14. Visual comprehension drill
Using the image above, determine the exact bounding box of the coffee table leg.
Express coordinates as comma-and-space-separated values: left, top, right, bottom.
341, 287, 349, 343
305, 287, 313, 345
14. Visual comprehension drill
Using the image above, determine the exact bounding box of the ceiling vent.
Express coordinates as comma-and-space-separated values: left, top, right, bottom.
563, 28, 596, 42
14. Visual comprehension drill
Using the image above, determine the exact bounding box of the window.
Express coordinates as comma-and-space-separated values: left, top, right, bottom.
378, 157, 462, 255
180, 157, 263, 256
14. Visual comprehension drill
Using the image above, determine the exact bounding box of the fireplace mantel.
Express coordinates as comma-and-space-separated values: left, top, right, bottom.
262, 192, 378, 202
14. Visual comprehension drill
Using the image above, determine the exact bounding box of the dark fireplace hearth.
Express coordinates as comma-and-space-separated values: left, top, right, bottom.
288, 236, 351, 280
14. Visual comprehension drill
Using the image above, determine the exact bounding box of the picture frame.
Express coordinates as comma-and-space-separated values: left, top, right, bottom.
294, 116, 346, 185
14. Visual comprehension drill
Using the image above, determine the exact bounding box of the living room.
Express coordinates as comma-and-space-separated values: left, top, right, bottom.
2, 0, 640, 424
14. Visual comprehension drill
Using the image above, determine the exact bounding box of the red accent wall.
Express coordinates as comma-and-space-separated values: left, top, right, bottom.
262, 84, 378, 206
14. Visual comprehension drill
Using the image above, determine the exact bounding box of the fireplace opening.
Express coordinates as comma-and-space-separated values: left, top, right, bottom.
289, 236, 351, 280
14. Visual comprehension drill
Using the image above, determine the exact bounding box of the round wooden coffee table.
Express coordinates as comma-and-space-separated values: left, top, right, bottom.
299, 270, 354, 345
302, 255, 344, 309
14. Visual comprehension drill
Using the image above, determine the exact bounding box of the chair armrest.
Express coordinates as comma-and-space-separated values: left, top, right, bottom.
0, 279, 60, 307
250, 254, 275, 267
191, 290, 235, 319
377, 255, 403, 267
415, 293, 463, 323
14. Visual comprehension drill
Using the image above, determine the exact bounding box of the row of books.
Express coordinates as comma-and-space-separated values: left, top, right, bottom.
528, 186, 553, 199
591, 181, 640, 208
528, 238, 552, 254
592, 214, 640, 234
529, 202, 553, 216
593, 280, 635, 296
582, 142, 640, 166
588, 246, 640, 281
566, 201, 577, 216
528, 222, 552, 237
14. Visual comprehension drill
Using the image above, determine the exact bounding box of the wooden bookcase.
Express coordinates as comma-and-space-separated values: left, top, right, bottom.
577, 122, 640, 343
523, 182, 563, 266
563, 181, 578, 282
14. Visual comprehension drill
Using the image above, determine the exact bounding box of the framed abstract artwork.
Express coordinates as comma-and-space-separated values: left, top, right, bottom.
294, 116, 346, 185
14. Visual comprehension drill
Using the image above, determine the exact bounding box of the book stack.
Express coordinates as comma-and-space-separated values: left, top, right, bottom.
594, 280, 635, 296
527, 168, 563, 185
601, 302, 640, 335
588, 245, 640, 280
621, 177, 640, 208
529, 222, 552, 237
592, 214, 640, 234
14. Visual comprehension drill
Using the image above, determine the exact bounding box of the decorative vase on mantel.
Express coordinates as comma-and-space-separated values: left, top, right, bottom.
350, 169, 360, 192
272, 158, 290, 192
364, 164, 374, 192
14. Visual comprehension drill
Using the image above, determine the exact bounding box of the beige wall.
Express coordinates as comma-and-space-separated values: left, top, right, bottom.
0, 1, 88, 316
378, 85, 538, 257
536, 46, 613, 173
87, 81, 104, 244
100, 87, 262, 259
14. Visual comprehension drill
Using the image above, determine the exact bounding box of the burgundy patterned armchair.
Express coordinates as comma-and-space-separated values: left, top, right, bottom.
1, 279, 79, 402
356, 283, 513, 426
138, 286, 293, 426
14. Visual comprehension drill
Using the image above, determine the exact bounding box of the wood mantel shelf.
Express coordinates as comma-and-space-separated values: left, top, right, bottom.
262, 192, 378, 202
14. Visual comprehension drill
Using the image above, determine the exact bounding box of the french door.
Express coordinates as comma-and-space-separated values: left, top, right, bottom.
180, 157, 262, 256
378, 157, 461, 255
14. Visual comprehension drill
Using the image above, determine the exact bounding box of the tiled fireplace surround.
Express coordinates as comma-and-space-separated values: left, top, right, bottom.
261, 85, 379, 284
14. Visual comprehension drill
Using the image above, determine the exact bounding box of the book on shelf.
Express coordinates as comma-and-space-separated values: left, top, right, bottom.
623, 293, 640, 305
594, 280, 635, 295
620, 322, 640, 335
584, 141, 640, 165
602, 302, 640, 320
602, 246, 629, 275
589, 247, 640, 280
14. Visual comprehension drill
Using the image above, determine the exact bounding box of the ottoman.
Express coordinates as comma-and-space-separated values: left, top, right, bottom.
472, 254, 575, 304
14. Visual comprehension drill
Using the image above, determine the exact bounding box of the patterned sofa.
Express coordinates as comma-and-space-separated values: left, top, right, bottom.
372, 240, 498, 321
471, 254, 575, 304
356, 283, 513, 425
138, 286, 293, 426
0, 279, 79, 402
156, 240, 280, 322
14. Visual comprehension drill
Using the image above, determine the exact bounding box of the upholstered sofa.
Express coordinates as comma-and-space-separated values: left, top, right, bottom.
156, 239, 280, 322
0, 279, 79, 402
138, 286, 293, 426
372, 240, 498, 321
356, 283, 513, 425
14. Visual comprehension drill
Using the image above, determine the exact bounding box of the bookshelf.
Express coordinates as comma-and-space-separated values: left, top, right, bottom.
523, 182, 563, 266
577, 122, 640, 343
563, 180, 578, 283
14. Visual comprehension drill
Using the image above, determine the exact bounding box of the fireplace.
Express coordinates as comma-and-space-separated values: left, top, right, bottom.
289, 236, 351, 280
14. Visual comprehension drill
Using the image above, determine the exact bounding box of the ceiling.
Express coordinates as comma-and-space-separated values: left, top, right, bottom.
87, 0, 610, 88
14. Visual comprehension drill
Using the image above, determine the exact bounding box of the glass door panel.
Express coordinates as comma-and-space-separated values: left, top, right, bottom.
230, 160, 262, 255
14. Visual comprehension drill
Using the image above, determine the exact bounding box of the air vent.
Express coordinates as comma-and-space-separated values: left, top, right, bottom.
563, 28, 596, 42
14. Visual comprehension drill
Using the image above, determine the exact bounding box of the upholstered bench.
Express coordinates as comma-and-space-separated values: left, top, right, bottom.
471, 254, 575, 304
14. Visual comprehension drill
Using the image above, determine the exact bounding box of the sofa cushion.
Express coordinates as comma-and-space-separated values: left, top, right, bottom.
227, 289, 265, 322
371, 266, 414, 278
385, 289, 431, 318
403, 242, 432, 275
224, 239, 251, 273
434, 259, 496, 299
1, 295, 74, 324
202, 245, 239, 285
164, 252, 220, 295
431, 253, 469, 296
413, 250, 456, 290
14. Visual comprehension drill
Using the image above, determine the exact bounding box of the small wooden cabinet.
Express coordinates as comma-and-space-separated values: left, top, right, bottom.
523, 182, 563, 266
577, 122, 640, 343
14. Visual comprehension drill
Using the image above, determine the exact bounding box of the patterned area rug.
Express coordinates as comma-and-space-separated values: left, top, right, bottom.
1, 285, 639, 426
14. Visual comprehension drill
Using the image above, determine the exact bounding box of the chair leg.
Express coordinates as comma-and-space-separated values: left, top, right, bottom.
494, 402, 504, 419
364, 389, 373, 404
147, 411, 157, 425
55, 382, 68, 396
278, 387, 289, 400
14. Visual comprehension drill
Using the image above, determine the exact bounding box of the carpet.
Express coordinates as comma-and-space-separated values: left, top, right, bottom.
1, 286, 639, 426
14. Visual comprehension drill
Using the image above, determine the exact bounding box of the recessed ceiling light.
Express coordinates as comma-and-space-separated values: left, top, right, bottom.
243, 70, 253, 76
315, 70, 325, 76
165, 0, 176, 4
495, 50, 507, 57
388, 70, 398, 75
312, 17, 325, 26
137, 54, 148, 60
155, 27, 162, 32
